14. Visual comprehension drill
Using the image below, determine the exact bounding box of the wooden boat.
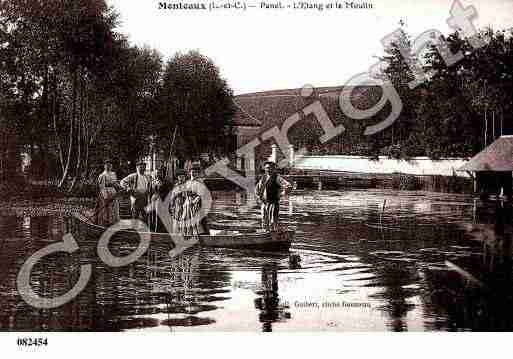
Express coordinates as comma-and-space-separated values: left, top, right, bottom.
71, 213, 294, 251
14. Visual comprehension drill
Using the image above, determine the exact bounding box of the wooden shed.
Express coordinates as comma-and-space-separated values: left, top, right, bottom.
459, 135, 513, 199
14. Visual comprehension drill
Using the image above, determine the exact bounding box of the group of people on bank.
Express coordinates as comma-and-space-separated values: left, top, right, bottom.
95, 158, 293, 233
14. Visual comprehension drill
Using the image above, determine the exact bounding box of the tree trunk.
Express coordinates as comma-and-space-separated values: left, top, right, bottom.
82, 115, 90, 181
38, 65, 50, 181
58, 70, 77, 188
68, 76, 85, 193
52, 86, 65, 174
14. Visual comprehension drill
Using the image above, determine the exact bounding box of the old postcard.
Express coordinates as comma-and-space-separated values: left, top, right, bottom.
1, 0, 513, 356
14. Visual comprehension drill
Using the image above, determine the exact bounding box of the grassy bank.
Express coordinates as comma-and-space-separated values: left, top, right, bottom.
1, 178, 97, 201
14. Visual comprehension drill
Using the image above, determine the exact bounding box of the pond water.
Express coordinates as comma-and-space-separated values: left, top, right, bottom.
1, 189, 512, 332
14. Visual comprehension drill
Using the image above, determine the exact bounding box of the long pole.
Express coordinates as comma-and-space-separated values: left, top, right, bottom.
492, 110, 495, 141
484, 81, 488, 147
500, 107, 503, 136
484, 109, 488, 147
167, 125, 178, 182
86, 190, 125, 223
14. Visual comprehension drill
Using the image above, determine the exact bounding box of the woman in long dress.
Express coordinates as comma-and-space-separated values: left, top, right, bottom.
173, 164, 209, 235
170, 169, 187, 233
95, 159, 121, 226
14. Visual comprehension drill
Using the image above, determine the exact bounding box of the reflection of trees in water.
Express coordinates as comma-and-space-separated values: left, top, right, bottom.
0, 218, 291, 331
356, 237, 422, 332
356, 204, 478, 332
0, 215, 93, 331
364, 198, 470, 244
419, 234, 513, 331
142, 246, 224, 330
2, 242, 223, 331
358, 202, 513, 332
366, 262, 418, 332
153, 247, 236, 330
254, 263, 291, 332
81, 246, 225, 331
482, 237, 513, 276
420, 270, 513, 331
164, 250, 200, 307
0, 215, 24, 239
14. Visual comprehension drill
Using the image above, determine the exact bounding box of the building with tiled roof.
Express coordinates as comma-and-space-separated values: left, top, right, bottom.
231, 85, 383, 161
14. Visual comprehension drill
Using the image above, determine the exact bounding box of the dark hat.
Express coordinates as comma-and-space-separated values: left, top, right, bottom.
103, 158, 113, 164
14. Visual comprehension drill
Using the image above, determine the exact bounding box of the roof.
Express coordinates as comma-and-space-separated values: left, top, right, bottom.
232, 86, 383, 130
230, 99, 262, 127
458, 136, 513, 172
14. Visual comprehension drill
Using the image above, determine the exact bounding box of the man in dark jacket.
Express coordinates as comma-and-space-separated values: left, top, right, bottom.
255, 161, 292, 230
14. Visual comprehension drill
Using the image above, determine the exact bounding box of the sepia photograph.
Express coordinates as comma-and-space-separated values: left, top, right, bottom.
1, 0, 513, 355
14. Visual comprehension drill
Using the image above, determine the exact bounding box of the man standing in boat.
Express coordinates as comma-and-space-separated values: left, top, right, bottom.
120, 160, 153, 222
255, 161, 292, 231
149, 165, 173, 232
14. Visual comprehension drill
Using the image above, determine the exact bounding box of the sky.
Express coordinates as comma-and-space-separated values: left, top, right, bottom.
106, 0, 513, 94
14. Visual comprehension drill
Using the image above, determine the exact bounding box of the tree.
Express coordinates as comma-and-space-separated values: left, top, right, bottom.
375, 28, 422, 156
0, 0, 119, 190
157, 50, 236, 159
424, 27, 513, 155
365, 26, 513, 159
100, 41, 163, 168
0, 0, 166, 190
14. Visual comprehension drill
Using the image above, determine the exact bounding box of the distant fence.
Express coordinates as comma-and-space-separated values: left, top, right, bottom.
293, 155, 470, 177
285, 172, 472, 193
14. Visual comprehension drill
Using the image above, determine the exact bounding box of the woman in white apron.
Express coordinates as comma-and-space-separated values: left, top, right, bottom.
95, 159, 121, 226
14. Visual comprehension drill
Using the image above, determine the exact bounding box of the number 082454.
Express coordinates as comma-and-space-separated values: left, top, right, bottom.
17, 337, 48, 346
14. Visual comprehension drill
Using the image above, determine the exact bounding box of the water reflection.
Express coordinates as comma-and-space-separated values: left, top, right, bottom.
420, 204, 513, 331
369, 263, 418, 332
254, 264, 291, 332
0, 189, 512, 331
